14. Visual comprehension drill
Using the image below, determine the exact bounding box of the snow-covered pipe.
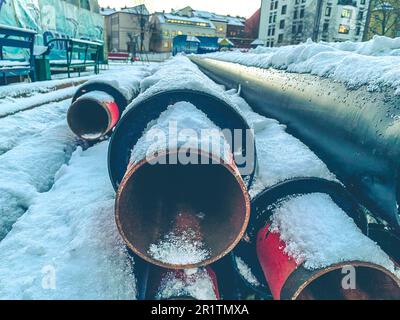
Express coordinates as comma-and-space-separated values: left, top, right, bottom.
143, 266, 220, 300
68, 73, 145, 141
108, 59, 255, 269
190, 56, 400, 233
252, 179, 400, 300
67, 92, 119, 141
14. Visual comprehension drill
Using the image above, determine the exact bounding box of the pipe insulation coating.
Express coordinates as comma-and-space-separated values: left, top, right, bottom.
190, 56, 400, 233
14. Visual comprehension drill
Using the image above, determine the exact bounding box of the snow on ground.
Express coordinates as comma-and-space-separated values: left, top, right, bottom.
204, 36, 400, 94
269, 193, 400, 277
0, 142, 137, 300
0, 99, 69, 155
0, 123, 77, 240
234, 256, 260, 287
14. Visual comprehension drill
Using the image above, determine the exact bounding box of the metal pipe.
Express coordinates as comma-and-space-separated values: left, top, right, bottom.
189, 57, 400, 233
68, 75, 143, 141
251, 178, 400, 300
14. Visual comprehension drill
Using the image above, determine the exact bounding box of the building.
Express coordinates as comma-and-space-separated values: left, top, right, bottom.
258, 0, 371, 47
149, 8, 217, 52
101, 4, 151, 53
364, 0, 400, 39
149, 6, 255, 52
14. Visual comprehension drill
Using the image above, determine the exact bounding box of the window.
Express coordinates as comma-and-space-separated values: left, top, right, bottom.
177, 31, 183, 35
298, 24, 303, 33
163, 41, 169, 48
338, 24, 350, 34
292, 25, 297, 34
270, 40, 274, 47
275, 1, 278, 9
300, 8, 305, 18
360, 0, 365, 4
273, 14, 277, 23
281, 5, 287, 14
341, 9, 352, 18
278, 34, 283, 43
294, 10, 298, 19
355, 26, 361, 36
280, 20, 285, 29
270, 1, 274, 10
358, 11, 364, 20
323, 22, 329, 32
325, 7, 331, 16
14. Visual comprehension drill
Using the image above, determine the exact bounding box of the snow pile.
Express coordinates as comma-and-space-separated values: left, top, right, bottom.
148, 228, 210, 265
0, 142, 137, 299
0, 99, 69, 155
269, 193, 400, 277
204, 37, 400, 93
225, 90, 336, 197
156, 268, 217, 300
125, 56, 240, 116
234, 256, 260, 287
81, 67, 151, 102
130, 101, 232, 165
0, 123, 77, 240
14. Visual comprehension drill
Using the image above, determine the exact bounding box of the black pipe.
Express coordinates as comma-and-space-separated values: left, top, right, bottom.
190, 57, 400, 233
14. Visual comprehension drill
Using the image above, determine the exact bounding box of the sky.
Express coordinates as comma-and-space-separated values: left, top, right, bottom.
98, 0, 262, 18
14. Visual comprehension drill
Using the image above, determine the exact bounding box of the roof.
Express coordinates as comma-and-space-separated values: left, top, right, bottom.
192, 10, 245, 26
155, 12, 216, 29
101, 4, 149, 16
218, 38, 234, 46
187, 36, 201, 43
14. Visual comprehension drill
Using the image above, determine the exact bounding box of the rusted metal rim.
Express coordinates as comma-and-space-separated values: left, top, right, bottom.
284, 261, 400, 300
115, 149, 251, 270
67, 95, 119, 141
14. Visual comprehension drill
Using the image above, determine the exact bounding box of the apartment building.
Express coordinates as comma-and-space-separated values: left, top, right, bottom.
258, 0, 371, 47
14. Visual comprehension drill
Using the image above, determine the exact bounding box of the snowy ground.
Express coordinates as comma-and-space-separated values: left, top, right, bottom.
0, 56, 398, 299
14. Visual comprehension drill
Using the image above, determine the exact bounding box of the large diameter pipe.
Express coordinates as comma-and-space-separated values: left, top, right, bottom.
68, 74, 144, 141
190, 56, 400, 233
251, 179, 400, 300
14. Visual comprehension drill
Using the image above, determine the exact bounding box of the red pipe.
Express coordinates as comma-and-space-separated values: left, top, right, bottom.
257, 224, 400, 300
67, 92, 120, 141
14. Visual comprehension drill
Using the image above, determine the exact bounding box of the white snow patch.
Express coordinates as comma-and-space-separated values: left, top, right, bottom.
269, 193, 400, 277
130, 101, 232, 165
234, 256, 260, 287
148, 228, 210, 265
0, 142, 137, 299
156, 268, 217, 300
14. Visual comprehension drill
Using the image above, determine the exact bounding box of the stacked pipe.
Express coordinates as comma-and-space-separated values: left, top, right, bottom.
199, 61, 400, 300
67, 68, 150, 141
107, 57, 256, 299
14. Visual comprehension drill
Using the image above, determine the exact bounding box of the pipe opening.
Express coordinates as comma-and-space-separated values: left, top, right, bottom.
295, 265, 400, 300
116, 153, 250, 269
67, 99, 110, 140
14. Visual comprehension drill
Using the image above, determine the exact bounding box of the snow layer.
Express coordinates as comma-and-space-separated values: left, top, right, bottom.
205, 37, 400, 94
156, 268, 217, 300
234, 256, 260, 287
148, 228, 211, 266
130, 101, 232, 165
82, 67, 151, 102
270, 193, 400, 277
0, 86, 77, 117
0, 123, 77, 239
124, 56, 240, 116
0, 99, 69, 155
0, 142, 137, 299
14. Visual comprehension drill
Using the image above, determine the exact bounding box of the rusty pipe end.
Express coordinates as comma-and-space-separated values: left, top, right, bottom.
115, 149, 250, 270
291, 262, 400, 300
67, 92, 120, 141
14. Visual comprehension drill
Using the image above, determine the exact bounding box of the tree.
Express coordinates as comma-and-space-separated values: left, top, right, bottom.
366, 0, 400, 38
